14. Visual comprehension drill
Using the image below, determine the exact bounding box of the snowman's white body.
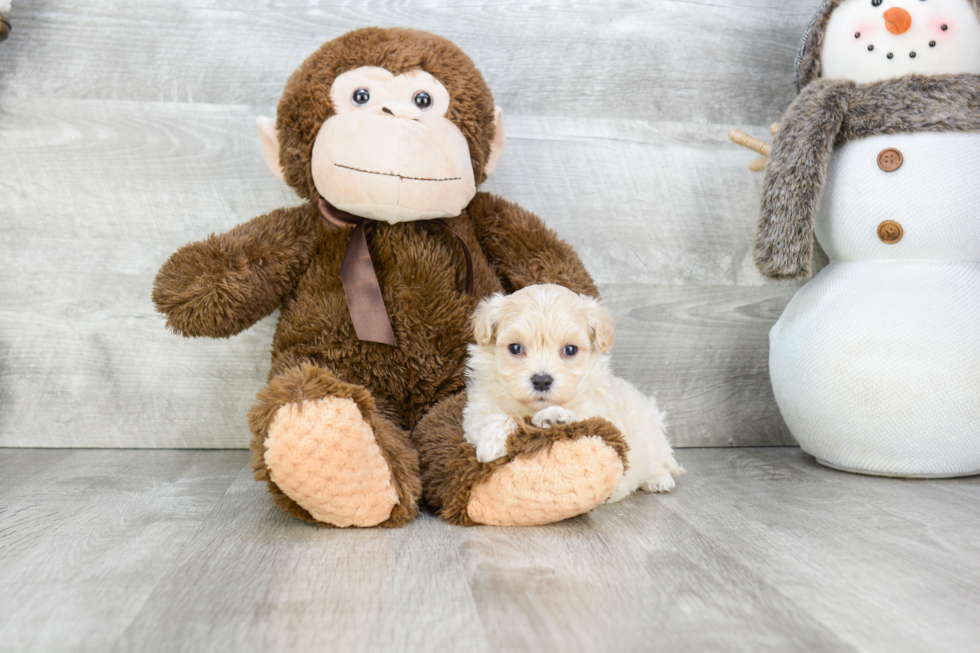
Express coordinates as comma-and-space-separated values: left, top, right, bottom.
770, 131, 980, 476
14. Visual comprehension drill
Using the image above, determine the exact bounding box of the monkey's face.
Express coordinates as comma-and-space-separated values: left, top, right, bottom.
311, 66, 477, 224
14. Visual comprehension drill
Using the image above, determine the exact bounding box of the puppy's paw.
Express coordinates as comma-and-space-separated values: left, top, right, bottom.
640, 471, 676, 493
531, 406, 578, 429
640, 456, 684, 493
476, 414, 518, 464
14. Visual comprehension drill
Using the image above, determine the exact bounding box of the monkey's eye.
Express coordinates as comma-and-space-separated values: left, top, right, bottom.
413, 91, 432, 110
872, 0, 882, 6
563, 345, 578, 357
508, 343, 523, 356
351, 88, 371, 106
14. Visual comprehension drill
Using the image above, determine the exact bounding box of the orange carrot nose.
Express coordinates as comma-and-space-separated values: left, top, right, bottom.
884, 7, 912, 35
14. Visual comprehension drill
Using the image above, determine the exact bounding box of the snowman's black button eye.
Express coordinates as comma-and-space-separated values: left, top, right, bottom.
413, 91, 432, 110
910, 51, 917, 58
352, 89, 370, 105
942, 24, 948, 30
887, 52, 894, 59
868, 44, 875, 51
855, 32, 861, 38
930, 41, 936, 47
872, 0, 882, 6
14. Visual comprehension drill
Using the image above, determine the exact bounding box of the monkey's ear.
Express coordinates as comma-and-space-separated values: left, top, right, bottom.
256, 116, 285, 181
585, 299, 616, 353
484, 106, 506, 177
472, 293, 506, 346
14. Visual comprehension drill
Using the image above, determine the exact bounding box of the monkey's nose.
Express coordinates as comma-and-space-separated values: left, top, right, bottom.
884, 7, 912, 35
531, 374, 553, 392
380, 103, 422, 120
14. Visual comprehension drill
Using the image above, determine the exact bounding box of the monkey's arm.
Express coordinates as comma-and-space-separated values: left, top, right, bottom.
153, 203, 319, 338
467, 192, 599, 297
755, 79, 854, 280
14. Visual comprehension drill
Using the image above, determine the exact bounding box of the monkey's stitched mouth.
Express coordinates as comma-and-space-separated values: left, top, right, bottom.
334, 163, 460, 182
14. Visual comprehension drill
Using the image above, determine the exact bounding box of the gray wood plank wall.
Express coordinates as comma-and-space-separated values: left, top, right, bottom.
0, 0, 827, 448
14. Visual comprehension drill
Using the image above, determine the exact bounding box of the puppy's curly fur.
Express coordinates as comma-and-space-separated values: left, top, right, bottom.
462, 285, 683, 501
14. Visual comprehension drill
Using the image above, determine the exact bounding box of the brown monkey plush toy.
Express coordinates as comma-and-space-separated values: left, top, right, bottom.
153, 27, 628, 527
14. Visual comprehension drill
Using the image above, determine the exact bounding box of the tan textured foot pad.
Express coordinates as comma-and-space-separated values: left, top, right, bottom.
467, 436, 624, 526
264, 397, 398, 527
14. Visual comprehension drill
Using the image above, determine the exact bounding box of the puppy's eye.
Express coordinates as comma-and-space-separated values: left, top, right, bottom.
563, 345, 578, 356
508, 343, 523, 355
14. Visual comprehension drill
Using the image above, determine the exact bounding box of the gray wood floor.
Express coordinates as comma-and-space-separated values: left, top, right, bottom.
1, 447, 977, 653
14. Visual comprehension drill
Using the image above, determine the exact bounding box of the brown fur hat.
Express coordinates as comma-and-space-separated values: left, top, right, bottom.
275, 27, 498, 202
794, 0, 980, 91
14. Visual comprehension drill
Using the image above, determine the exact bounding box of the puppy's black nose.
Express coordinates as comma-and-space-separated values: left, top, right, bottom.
531, 374, 553, 392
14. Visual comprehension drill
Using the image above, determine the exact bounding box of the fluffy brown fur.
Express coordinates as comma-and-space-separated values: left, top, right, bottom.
412, 392, 628, 526
794, 0, 980, 90
153, 203, 321, 338
756, 74, 980, 279
153, 28, 611, 527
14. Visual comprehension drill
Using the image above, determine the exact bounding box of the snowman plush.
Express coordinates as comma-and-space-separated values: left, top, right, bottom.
757, 0, 980, 477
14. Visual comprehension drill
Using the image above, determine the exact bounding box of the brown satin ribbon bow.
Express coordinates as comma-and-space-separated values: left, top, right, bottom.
318, 197, 475, 346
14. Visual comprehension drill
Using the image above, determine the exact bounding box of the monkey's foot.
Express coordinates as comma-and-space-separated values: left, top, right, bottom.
414, 393, 628, 527
467, 432, 624, 526
264, 396, 399, 527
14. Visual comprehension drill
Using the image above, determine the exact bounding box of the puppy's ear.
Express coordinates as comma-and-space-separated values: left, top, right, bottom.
472, 293, 506, 345
586, 299, 616, 353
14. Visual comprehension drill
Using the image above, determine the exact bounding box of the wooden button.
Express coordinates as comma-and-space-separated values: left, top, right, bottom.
877, 148, 903, 172
877, 220, 904, 244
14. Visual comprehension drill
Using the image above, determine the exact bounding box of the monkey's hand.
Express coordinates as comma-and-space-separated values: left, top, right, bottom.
152, 204, 318, 338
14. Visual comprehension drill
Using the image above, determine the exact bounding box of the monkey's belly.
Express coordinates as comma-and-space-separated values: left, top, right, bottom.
769, 261, 980, 477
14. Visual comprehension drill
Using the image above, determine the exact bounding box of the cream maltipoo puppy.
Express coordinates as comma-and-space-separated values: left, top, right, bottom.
462, 284, 683, 501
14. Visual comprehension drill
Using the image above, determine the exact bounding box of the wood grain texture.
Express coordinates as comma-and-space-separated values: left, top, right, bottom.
0, 0, 813, 124
0, 1, 831, 447
0, 449, 246, 652
1, 447, 978, 652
